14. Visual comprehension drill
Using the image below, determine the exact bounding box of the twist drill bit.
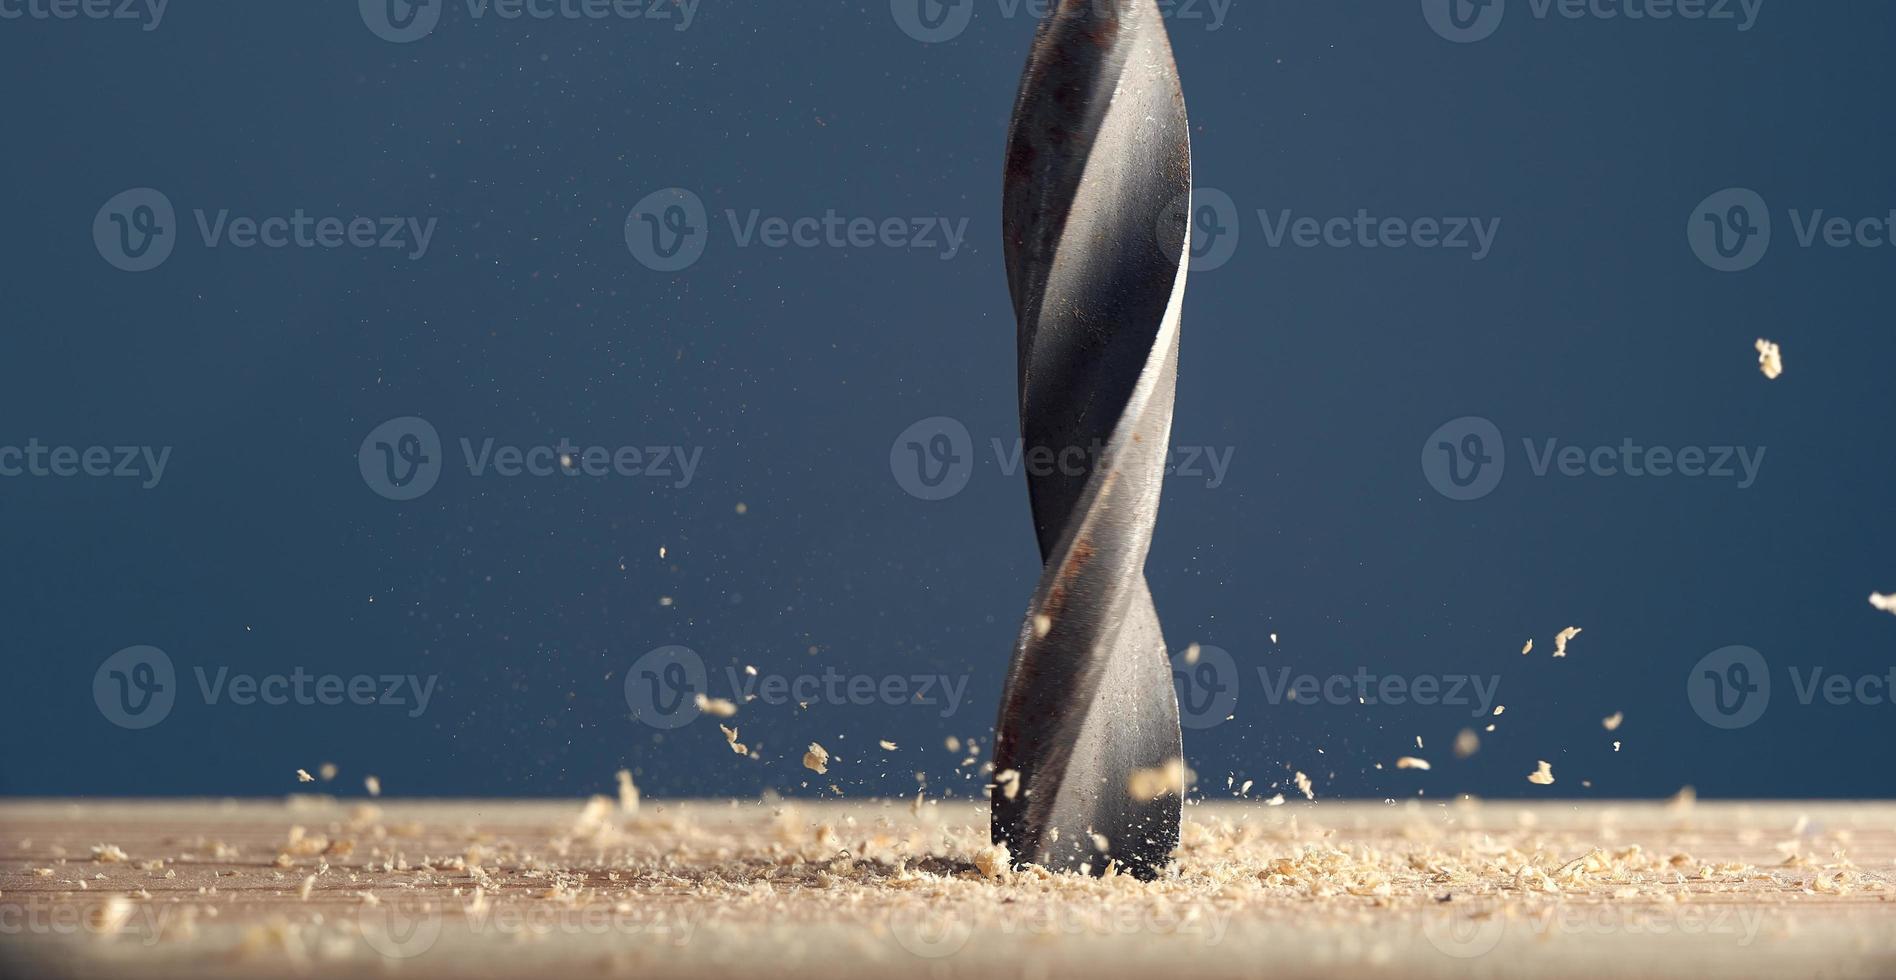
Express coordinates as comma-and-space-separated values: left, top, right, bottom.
991, 0, 1192, 880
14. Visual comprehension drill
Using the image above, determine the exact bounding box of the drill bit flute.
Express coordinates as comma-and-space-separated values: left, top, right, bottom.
992, 0, 1192, 880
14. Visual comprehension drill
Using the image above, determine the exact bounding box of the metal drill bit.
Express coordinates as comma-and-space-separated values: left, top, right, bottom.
992, 0, 1192, 880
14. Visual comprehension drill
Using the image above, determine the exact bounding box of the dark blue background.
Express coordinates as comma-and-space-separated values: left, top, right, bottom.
2, 0, 1891, 802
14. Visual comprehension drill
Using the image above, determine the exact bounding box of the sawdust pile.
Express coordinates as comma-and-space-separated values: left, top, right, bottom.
5, 796, 1893, 978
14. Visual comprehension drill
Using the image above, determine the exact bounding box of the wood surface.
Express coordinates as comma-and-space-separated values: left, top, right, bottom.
2, 797, 1893, 978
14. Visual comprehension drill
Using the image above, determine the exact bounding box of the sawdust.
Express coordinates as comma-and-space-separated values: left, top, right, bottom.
1128, 760, 1186, 801
720, 724, 749, 755
1755, 338, 1783, 379
696, 694, 739, 718
1454, 729, 1480, 758
7, 797, 1894, 979
616, 770, 640, 813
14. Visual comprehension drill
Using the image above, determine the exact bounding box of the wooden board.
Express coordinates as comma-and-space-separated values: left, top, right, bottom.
2, 797, 1894, 978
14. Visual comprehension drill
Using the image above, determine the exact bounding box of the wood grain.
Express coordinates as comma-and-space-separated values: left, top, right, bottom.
2, 797, 1893, 978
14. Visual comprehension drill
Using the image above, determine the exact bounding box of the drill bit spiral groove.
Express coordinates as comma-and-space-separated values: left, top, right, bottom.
992, 0, 1192, 880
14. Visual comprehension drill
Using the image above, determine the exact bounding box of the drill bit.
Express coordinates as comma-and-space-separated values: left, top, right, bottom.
992, 0, 1192, 880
